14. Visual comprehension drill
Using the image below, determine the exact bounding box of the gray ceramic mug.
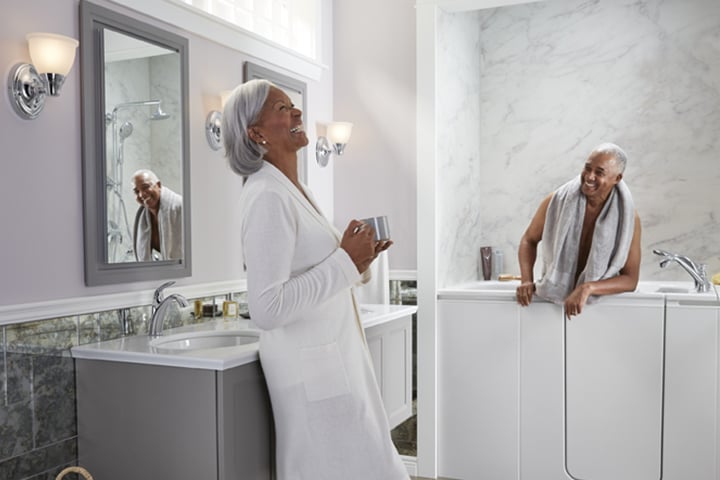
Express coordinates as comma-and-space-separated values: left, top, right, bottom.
360, 216, 391, 241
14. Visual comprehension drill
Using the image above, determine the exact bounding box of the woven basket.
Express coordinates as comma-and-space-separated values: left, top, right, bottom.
55, 466, 94, 480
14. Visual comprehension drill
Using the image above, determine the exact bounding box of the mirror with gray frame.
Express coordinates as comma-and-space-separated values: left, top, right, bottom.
244, 62, 308, 183
81, 0, 191, 285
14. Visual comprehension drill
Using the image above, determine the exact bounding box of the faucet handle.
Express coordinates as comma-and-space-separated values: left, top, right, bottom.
699, 263, 708, 279
697, 264, 712, 292
153, 281, 176, 308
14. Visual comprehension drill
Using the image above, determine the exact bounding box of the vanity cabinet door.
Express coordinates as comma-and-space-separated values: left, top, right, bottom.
76, 359, 273, 480
437, 299, 520, 480
76, 360, 218, 480
663, 303, 719, 480
366, 314, 413, 429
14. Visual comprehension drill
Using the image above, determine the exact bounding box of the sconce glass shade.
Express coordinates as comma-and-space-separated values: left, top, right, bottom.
220, 90, 232, 109
8, 32, 79, 119
326, 122, 353, 144
26, 33, 79, 76
316, 121, 353, 167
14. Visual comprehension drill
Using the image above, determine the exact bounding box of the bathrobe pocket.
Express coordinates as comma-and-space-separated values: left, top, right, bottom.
299, 342, 351, 402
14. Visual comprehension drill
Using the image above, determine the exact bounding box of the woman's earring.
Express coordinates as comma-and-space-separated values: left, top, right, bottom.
261, 140, 267, 145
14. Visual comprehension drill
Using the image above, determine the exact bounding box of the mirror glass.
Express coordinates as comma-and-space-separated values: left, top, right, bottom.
81, 1, 191, 285
103, 30, 182, 264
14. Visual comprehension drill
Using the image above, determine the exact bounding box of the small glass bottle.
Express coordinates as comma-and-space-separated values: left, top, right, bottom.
493, 249, 504, 280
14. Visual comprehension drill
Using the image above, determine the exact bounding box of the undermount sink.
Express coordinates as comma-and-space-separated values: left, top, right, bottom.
150, 330, 260, 353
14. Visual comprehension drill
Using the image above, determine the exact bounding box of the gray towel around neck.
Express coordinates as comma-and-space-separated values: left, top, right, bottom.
535, 175, 635, 304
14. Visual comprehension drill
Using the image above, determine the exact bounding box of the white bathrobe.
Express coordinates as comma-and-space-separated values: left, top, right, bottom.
133, 186, 183, 261
239, 162, 408, 480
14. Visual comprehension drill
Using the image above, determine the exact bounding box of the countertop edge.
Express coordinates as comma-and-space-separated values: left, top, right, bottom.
71, 303, 418, 370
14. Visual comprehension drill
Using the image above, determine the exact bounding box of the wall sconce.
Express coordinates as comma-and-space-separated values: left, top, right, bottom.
316, 122, 353, 167
206, 90, 232, 151
9, 33, 79, 120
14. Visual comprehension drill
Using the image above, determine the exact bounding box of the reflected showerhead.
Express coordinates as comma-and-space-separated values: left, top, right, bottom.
151, 105, 170, 120
119, 121, 134, 139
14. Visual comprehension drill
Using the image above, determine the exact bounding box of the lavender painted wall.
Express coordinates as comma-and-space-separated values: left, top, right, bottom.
0, 0, 334, 306
333, 0, 418, 272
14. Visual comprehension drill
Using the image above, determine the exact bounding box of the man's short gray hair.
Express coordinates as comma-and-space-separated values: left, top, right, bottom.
591, 142, 628, 173
132, 169, 159, 184
222, 79, 273, 176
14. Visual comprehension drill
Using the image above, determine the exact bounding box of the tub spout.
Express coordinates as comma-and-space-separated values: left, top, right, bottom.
653, 249, 711, 293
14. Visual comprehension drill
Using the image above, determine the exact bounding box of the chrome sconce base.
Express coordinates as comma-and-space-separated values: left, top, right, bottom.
315, 122, 352, 167
316, 136, 332, 167
8, 63, 66, 120
206, 110, 223, 151
316, 137, 348, 167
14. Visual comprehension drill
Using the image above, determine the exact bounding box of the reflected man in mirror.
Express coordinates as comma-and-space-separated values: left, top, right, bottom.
515, 143, 642, 319
132, 169, 183, 261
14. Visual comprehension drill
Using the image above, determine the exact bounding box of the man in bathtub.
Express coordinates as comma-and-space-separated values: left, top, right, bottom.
515, 143, 642, 318
132, 169, 184, 261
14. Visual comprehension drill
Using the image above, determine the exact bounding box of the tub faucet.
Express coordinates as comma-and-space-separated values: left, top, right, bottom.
652, 249, 712, 293
149, 281, 189, 337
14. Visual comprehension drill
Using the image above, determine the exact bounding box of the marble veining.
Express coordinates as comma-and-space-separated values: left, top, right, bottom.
437, 0, 720, 287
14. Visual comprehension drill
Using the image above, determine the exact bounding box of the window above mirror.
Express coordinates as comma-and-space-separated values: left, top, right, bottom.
178, 0, 320, 60
113, 0, 323, 79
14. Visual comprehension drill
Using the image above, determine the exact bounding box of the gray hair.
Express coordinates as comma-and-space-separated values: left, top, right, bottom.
132, 169, 159, 184
591, 142, 628, 173
222, 79, 273, 176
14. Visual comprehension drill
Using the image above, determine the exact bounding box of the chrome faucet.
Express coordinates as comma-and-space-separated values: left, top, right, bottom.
149, 281, 189, 337
653, 249, 712, 293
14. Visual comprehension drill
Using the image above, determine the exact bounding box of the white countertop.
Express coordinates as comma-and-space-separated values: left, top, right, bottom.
71, 304, 417, 371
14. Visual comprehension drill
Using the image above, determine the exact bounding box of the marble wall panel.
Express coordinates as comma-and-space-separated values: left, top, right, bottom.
438, 0, 720, 286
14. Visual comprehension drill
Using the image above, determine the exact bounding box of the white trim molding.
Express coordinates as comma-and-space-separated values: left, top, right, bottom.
390, 270, 418, 281
414, 0, 545, 13
0, 279, 247, 326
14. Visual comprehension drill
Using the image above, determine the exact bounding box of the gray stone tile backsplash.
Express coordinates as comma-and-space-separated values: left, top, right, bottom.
0, 291, 242, 480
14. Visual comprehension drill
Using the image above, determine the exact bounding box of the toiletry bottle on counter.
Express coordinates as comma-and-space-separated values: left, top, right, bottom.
493, 249, 504, 280
479, 246, 493, 281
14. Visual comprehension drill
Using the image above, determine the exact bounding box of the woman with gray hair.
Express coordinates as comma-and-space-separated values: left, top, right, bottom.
223, 79, 407, 479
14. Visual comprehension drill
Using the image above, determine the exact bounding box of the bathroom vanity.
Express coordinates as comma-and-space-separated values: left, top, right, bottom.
436, 281, 720, 480
72, 304, 416, 480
